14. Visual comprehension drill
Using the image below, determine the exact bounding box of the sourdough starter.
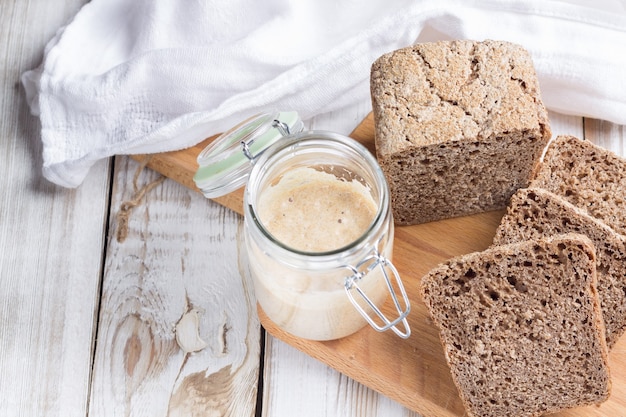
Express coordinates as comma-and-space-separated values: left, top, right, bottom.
248, 166, 391, 340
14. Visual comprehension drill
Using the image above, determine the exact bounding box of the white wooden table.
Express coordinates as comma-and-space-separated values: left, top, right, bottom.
2, 2, 624, 417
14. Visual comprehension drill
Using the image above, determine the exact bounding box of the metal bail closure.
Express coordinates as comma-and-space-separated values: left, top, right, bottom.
193, 110, 303, 198
344, 250, 411, 339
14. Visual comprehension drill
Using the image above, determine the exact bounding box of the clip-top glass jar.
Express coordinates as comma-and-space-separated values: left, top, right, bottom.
194, 110, 410, 341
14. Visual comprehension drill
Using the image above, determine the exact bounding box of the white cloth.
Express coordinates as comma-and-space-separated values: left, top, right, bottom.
22, 0, 626, 187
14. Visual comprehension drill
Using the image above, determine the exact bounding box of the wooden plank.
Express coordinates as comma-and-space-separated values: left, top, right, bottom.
262, 336, 423, 417
259, 104, 423, 417
88, 156, 260, 416
0, 1, 108, 416
135, 137, 245, 215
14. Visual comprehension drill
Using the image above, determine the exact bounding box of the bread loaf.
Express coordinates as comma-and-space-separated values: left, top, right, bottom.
530, 135, 626, 236
421, 233, 610, 417
494, 187, 626, 348
370, 39, 551, 225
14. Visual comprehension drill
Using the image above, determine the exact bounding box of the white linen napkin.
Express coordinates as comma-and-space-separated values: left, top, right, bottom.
22, 0, 626, 188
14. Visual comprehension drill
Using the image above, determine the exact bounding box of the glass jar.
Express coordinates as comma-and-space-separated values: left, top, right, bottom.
194, 111, 410, 341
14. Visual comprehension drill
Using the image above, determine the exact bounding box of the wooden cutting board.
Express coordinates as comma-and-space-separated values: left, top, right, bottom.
132, 114, 626, 417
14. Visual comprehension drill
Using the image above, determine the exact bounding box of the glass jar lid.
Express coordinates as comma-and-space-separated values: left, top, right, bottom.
193, 110, 303, 198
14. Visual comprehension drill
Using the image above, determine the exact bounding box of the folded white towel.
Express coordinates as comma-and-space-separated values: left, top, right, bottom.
22, 0, 626, 187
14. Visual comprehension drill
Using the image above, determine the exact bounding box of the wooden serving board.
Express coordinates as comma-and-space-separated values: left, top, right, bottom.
133, 114, 626, 417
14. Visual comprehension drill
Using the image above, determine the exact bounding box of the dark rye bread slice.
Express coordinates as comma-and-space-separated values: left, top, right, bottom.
530, 135, 626, 236
370, 39, 551, 225
420, 234, 610, 417
493, 187, 626, 348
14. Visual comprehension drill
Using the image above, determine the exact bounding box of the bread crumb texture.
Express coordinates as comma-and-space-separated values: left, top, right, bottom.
494, 187, 626, 348
421, 234, 610, 417
531, 135, 626, 236
371, 40, 551, 225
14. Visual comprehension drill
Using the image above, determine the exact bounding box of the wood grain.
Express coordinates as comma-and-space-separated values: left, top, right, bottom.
258, 104, 423, 417
0, 1, 109, 416
136, 110, 626, 416
89, 157, 260, 416
262, 335, 423, 417
135, 137, 245, 215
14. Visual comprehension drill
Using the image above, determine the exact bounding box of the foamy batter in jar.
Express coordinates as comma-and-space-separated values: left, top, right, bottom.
257, 167, 377, 252
248, 166, 392, 340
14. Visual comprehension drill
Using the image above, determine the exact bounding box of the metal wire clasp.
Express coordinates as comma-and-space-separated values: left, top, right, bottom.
343, 249, 411, 339
240, 119, 291, 161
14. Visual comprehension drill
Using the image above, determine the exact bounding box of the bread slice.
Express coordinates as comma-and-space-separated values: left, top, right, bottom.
420, 234, 610, 417
493, 187, 626, 348
370, 39, 551, 225
530, 135, 626, 236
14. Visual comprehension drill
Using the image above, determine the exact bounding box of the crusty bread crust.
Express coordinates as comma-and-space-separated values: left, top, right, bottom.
421, 234, 611, 417
530, 135, 626, 236
371, 40, 551, 225
494, 187, 626, 348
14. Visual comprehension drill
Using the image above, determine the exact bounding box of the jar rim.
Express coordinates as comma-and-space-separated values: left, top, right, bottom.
244, 130, 390, 260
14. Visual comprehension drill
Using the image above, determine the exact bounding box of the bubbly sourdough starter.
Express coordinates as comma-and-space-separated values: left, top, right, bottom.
258, 167, 377, 252
248, 166, 392, 340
